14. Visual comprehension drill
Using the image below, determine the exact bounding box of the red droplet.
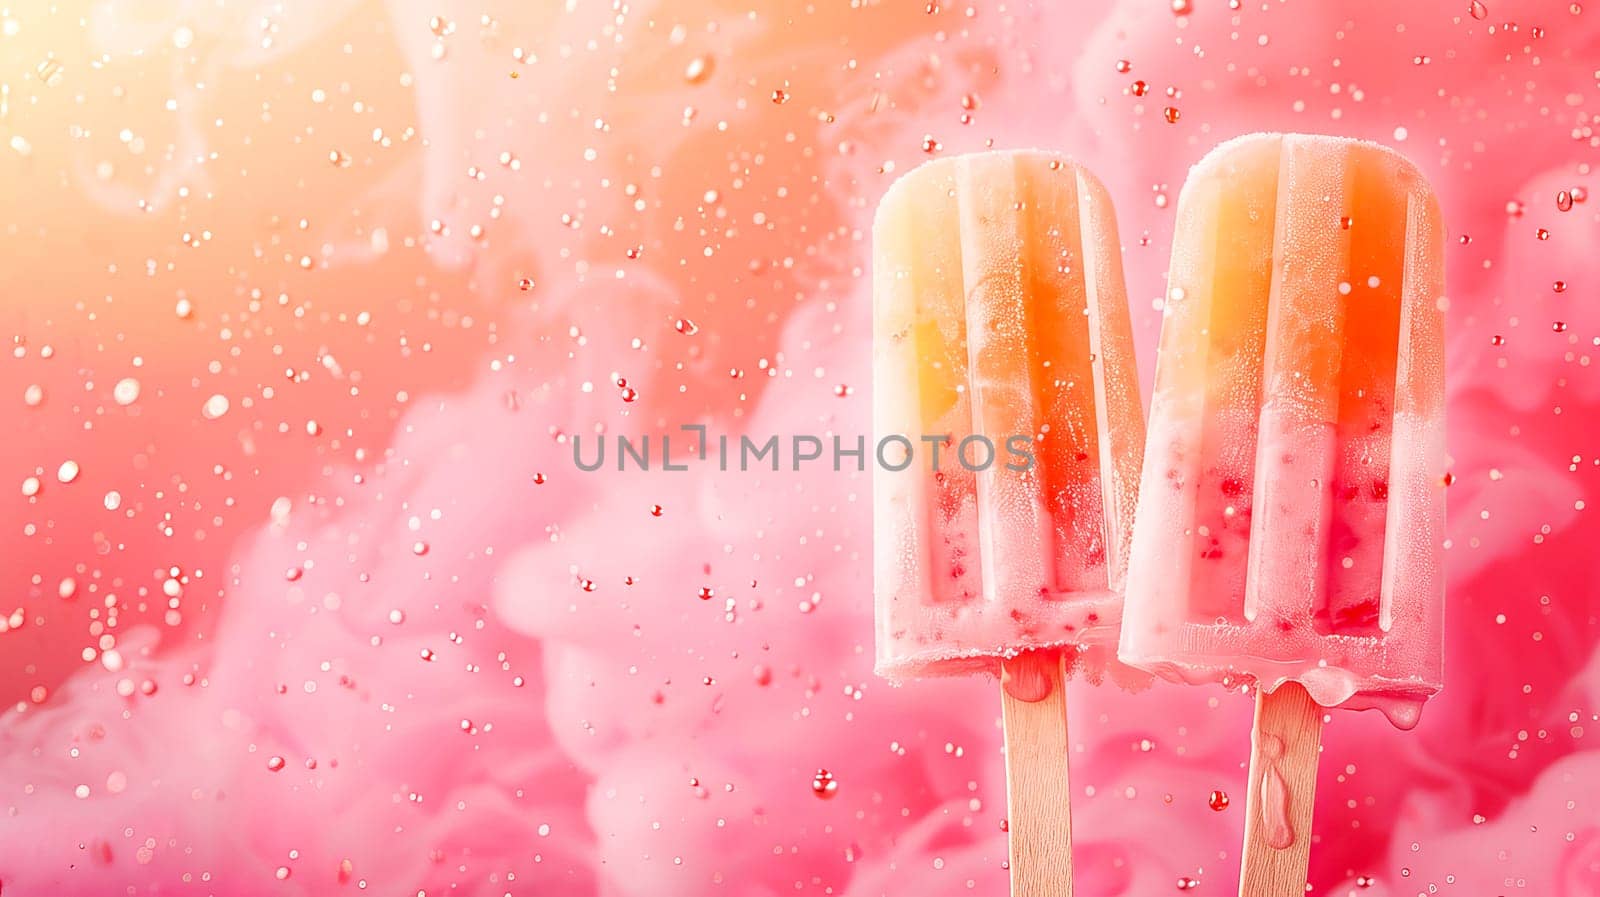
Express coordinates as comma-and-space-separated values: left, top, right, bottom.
1163, 106, 1181, 123
1001, 652, 1055, 702
812, 769, 839, 799
1208, 789, 1230, 811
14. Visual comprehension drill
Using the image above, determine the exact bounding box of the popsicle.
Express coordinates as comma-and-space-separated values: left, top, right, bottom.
1119, 133, 1446, 895
873, 150, 1144, 896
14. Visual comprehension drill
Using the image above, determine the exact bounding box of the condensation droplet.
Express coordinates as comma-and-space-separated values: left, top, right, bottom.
202, 394, 230, 420
113, 378, 141, 406
685, 56, 712, 84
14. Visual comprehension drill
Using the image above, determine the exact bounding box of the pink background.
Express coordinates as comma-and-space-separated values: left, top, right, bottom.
2, 0, 1597, 894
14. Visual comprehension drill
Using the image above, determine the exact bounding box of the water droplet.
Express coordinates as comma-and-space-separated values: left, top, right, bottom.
1537, 228, 1551, 240
684, 55, 713, 84
202, 394, 230, 420
267, 756, 286, 772
1553, 321, 1569, 332
1163, 106, 1181, 123
1115, 59, 1132, 73
1491, 334, 1506, 345
518, 277, 535, 291
675, 318, 699, 335
1171, 0, 1192, 14
1469, 0, 1488, 19
698, 586, 715, 601
1553, 280, 1567, 293
811, 769, 839, 799
1557, 190, 1574, 211
1209, 789, 1231, 811
1340, 216, 1354, 230
1131, 80, 1149, 96
771, 88, 789, 104
412, 541, 429, 556
1176, 876, 1199, 890
921, 135, 941, 154
113, 378, 141, 406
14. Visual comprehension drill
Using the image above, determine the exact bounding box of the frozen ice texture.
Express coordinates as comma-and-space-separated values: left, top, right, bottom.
1119, 134, 1447, 729
873, 151, 1144, 682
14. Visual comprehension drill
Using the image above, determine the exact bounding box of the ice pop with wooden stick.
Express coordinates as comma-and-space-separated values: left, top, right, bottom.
873, 150, 1144, 896
1119, 133, 1446, 896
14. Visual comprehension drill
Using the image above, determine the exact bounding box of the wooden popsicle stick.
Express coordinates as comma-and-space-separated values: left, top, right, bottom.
1000, 649, 1073, 897
1237, 682, 1324, 897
